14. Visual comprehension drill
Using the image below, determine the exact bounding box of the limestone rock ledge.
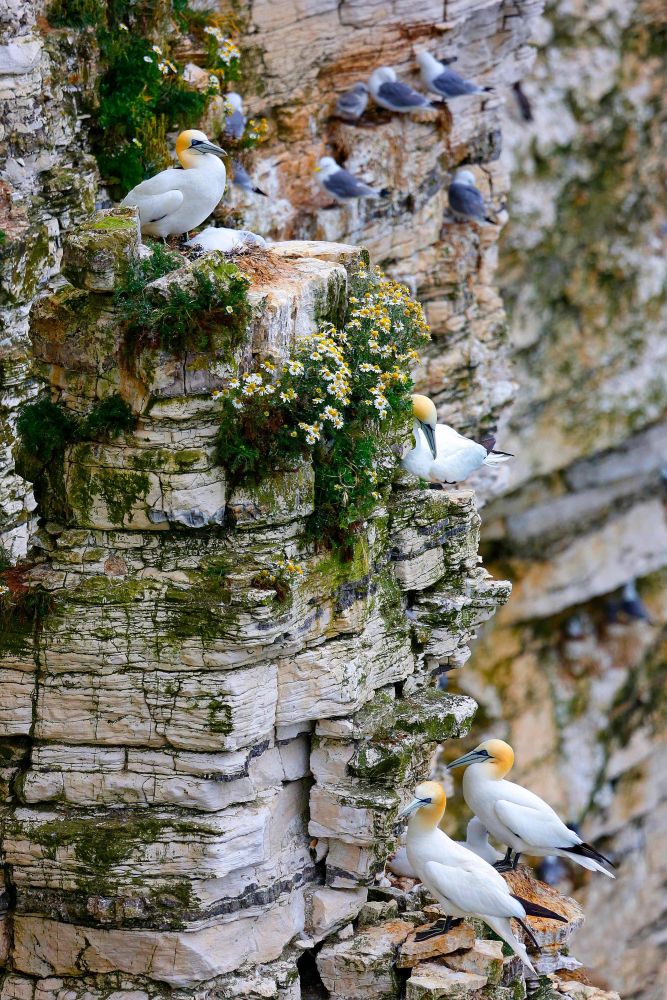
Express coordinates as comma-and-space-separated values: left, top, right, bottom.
0, 214, 509, 997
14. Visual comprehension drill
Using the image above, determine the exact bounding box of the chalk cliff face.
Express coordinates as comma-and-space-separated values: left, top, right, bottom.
456, 2, 667, 998
0, 0, 98, 559
0, 211, 518, 997
0, 0, 660, 997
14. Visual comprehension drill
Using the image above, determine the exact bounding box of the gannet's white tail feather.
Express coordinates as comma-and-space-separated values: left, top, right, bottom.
557, 846, 616, 878
483, 450, 513, 466
484, 915, 536, 975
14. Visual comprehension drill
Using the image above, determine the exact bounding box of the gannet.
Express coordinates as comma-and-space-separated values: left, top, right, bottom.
121, 130, 226, 238
316, 157, 388, 202
223, 93, 246, 141
389, 817, 500, 877
185, 226, 266, 253
335, 82, 369, 122
416, 51, 490, 99
448, 170, 495, 224
401, 394, 512, 484
401, 781, 566, 973
448, 740, 615, 878
368, 67, 432, 112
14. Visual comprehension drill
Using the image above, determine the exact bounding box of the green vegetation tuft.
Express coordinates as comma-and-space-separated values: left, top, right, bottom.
115, 243, 251, 356
17, 393, 136, 466
80, 393, 135, 439
216, 265, 429, 546
16, 397, 79, 464
46, 0, 257, 198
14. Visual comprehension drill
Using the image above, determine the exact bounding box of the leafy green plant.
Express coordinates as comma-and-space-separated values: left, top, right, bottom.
215, 266, 430, 544
80, 394, 136, 439
17, 393, 136, 467
16, 398, 79, 464
47, 0, 248, 196
114, 243, 251, 356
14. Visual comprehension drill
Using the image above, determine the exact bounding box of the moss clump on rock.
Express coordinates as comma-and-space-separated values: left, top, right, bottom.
115, 243, 251, 357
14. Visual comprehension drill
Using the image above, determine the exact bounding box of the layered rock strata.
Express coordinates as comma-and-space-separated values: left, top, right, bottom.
0, 0, 99, 559
0, 212, 511, 996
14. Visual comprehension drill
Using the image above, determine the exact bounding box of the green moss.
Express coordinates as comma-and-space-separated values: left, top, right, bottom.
207, 697, 233, 734
115, 244, 251, 358
97, 468, 151, 525
46, 0, 243, 197
90, 215, 137, 231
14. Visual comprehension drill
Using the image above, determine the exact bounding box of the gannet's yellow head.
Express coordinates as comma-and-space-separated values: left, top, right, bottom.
176, 129, 226, 168
448, 738, 515, 779
412, 394, 437, 458
398, 780, 447, 828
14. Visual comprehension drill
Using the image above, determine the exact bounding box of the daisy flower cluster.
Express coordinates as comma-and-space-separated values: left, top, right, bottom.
204, 25, 241, 73
252, 556, 304, 603
215, 266, 429, 541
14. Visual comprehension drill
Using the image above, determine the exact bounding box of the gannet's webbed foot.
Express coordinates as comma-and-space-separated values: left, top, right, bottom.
414, 916, 462, 941
494, 847, 515, 872
415, 917, 449, 941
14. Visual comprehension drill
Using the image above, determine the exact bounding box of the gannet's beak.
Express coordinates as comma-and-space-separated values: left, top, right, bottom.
447, 749, 491, 770
420, 421, 437, 459
195, 140, 226, 156
399, 797, 424, 819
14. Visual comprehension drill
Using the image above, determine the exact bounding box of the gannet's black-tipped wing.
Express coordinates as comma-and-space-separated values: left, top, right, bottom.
324, 169, 378, 199
224, 108, 245, 140
378, 80, 430, 109
448, 181, 489, 221
433, 68, 481, 97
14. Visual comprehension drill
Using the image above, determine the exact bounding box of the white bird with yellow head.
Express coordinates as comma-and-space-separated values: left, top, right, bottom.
402, 394, 513, 485
400, 780, 567, 974
121, 129, 227, 238
448, 739, 615, 877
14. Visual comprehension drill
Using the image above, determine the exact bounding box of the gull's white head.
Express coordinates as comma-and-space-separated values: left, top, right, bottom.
448, 738, 515, 780
412, 393, 437, 458
225, 92, 244, 111
369, 66, 397, 88
316, 156, 340, 177
416, 51, 440, 72
453, 169, 478, 189
176, 129, 226, 168
399, 780, 447, 827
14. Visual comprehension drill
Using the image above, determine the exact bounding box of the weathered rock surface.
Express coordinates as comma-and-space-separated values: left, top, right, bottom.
0, 214, 509, 997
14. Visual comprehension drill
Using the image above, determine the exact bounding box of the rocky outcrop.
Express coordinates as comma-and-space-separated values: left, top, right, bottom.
0, 211, 512, 996
0, 0, 99, 560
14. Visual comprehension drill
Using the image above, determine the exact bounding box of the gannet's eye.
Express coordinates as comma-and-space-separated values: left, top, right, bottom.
421, 797, 432, 804
190, 139, 203, 147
